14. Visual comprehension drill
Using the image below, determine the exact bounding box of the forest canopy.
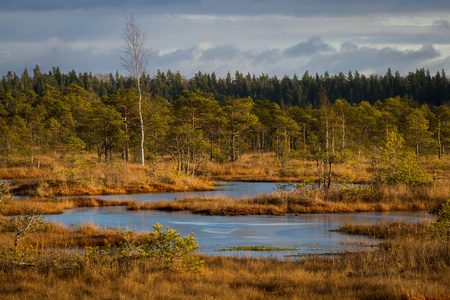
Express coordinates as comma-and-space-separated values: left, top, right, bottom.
1, 66, 449, 175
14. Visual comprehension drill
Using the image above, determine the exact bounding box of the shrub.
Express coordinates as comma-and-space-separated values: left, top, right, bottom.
79, 224, 203, 273
379, 131, 430, 185
431, 199, 450, 242
0, 206, 50, 267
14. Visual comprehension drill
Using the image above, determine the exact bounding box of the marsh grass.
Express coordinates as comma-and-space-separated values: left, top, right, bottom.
0, 188, 449, 300
1, 153, 449, 298
5, 157, 214, 197
0, 220, 449, 299
0, 221, 129, 249
200, 152, 374, 183
335, 220, 434, 239
0, 197, 130, 216
3, 152, 449, 197
129, 180, 450, 215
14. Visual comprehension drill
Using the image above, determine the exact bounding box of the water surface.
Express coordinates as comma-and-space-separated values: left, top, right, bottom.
91, 181, 284, 202
48, 181, 433, 258
45, 206, 433, 258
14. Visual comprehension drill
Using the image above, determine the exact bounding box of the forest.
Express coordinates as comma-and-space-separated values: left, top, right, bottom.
1, 65, 450, 176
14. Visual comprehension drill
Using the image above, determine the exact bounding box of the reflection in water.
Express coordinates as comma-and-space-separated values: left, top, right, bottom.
45, 206, 433, 259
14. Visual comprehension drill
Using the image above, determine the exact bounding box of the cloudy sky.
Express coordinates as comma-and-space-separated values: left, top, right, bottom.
1, 0, 450, 79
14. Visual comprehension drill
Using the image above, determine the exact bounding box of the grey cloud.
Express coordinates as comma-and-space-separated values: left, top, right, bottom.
2, 35, 447, 79
1, 0, 201, 12
151, 40, 444, 78
3, 0, 450, 17
0, 11, 123, 43
153, 48, 195, 67
201, 45, 240, 61
253, 49, 282, 64
432, 20, 450, 33
378, 44, 440, 63
152, 40, 446, 78
302, 43, 442, 75
0, 38, 121, 75
284, 36, 333, 57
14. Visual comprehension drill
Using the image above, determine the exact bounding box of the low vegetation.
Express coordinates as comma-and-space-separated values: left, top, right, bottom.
0, 203, 449, 299
2, 155, 215, 197
0, 196, 130, 216
128, 178, 449, 215
0, 210, 203, 272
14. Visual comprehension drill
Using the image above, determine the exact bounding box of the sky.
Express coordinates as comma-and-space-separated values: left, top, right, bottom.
1, 0, 450, 79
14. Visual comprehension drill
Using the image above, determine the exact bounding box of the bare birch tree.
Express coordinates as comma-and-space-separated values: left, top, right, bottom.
121, 13, 150, 166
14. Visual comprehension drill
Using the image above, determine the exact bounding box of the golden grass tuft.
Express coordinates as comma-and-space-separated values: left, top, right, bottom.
0, 197, 130, 216
335, 220, 434, 239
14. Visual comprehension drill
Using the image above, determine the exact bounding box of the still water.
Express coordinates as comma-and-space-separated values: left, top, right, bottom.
47, 182, 433, 258
89, 181, 285, 202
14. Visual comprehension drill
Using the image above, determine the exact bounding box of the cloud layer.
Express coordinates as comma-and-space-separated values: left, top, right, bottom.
1, 1, 450, 78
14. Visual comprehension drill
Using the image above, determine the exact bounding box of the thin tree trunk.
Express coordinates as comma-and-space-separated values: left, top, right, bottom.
138, 83, 145, 166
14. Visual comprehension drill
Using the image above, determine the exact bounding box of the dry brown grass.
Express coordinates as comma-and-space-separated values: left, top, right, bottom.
335, 220, 434, 239
0, 220, 449, 299
201, 152, 450, 185
0, 153, 449, 299
0, 219, 143, 251
5, 155, 215, 197
200, 152, 374, 183
129, 179, 450, 215
3, 152, 450, 197
0, 197, 130, 216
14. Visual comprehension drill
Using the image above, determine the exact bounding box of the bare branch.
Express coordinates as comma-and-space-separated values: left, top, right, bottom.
121, 13, 150, 81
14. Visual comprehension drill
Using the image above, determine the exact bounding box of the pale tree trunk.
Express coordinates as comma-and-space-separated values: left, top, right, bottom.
121, 13, 149, 166
138, 82, 145, 166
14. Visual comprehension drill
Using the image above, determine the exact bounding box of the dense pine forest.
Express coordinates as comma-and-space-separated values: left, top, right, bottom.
1, 65, 450, 172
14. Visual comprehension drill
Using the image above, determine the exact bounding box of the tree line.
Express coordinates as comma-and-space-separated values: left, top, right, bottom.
1, 66, 450, 108
1, 66, 450, 176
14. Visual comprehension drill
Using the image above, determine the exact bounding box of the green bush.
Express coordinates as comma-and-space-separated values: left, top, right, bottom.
431, 199, 450, 242
379, 131, 430, 185
79, 224, 203, 273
